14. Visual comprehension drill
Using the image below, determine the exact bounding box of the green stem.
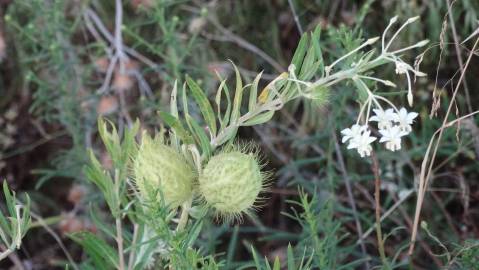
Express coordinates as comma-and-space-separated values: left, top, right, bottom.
371, 153, 389, 269
114, 169, 125, 270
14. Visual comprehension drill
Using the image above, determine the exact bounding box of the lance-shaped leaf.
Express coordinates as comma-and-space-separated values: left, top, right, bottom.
215, 79, 231, 130
248, 71, 263, 111
291, 33, 309, 70
311, 25, 324, 77
185, 75, 217, 136
287, 244, 295, 270
69, 231, 119, 270
170, 80, 179, 118
299, 37, 318, 78
186, 115, 211, 157
158, 111, 194, 144
243, 111, 275, 126
229, 62, 244, 124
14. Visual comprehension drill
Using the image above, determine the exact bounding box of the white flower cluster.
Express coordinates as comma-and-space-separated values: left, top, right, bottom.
341, 107, 418, 157
337, 16, 426, 158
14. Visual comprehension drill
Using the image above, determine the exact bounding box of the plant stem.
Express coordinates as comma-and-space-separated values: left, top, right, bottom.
114, 170, 125, 270
116, 217, 125, 270
371, 152, 389, 268
0, 245, 14, 262
127, 224, 139, 270
333, 134, 370, 269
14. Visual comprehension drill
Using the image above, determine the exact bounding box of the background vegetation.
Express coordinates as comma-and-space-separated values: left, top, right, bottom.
0, 0, 478, 269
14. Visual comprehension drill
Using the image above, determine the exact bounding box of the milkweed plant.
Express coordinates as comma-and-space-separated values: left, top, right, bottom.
0, 16, 429, 269
86, 16, 427, 269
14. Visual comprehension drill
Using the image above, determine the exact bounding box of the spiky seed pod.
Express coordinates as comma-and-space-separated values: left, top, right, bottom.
199, 150, 266, 220
134, 135, 195, 208
309, 85, 330, 107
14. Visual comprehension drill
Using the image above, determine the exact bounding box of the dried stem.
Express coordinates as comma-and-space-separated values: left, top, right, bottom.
446, 0, 473, 113
127, 224, 139, 270
116, 217, 125, 270
114, 170, 125, 270
409, 37, 479, 255
371, 151, 389, 268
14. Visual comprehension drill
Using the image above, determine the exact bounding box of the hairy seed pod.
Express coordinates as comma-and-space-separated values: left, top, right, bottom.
199, 150, 265, 220
134, 135, 194, 208
309, 85, 330, 107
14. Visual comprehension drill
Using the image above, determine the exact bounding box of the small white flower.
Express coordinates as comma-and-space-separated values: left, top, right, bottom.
369, 108, 395, 130
341, 124, 367, 143
379, 126, 408, 151
393, 107, 418, 133
395, 61, 409, 74
347, 130, 377, 157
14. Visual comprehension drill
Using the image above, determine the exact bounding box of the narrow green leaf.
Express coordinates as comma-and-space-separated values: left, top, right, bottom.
84, 151, 110, 193
134, 234, 163, 270
215, 79, 231, 130
213, 71, 233, 131
248, 71, 263, 111
181, 82, 203, 148
287, 243, 295, 270
119, 120, 140, 172
185, 75, 217, 136
251, 246, 262, 270
170, 80, 179, 118
291, 34, 309, 69
301, 60, 322, 81
84, 150, 117, 215
311, 25, 324, 76
226, 225, 240, 267
89, 205, 116, 240
352, 77, 370, 103
97, 118, 120, 163
69, 231, 119, 270
265, 257, 272, 270
158, 111, 193, 144
0, 182, 13, 240
181, 82, 190, 118
187, 220, 203, 247
357, 50, 376, 67
186, 115, 211, 157
242, 111, 275, 126
299, 39, 317, 78
212, 127, 238, 147
3, 181, 15, 217
21, 195, 31, 237
272, 256, 281, 270
0, 212, 11, 243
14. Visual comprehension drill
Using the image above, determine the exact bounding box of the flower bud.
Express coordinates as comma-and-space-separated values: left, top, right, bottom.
199, 150, 266, 220
134, 135, 195, 208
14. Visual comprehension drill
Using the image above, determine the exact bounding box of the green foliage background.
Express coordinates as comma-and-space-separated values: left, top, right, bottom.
1, 0, 479, 269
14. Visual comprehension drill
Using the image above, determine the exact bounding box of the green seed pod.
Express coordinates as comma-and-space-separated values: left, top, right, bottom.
134, 135, 195, 208
199, 149, 267, 221
309, 85, 330, 107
